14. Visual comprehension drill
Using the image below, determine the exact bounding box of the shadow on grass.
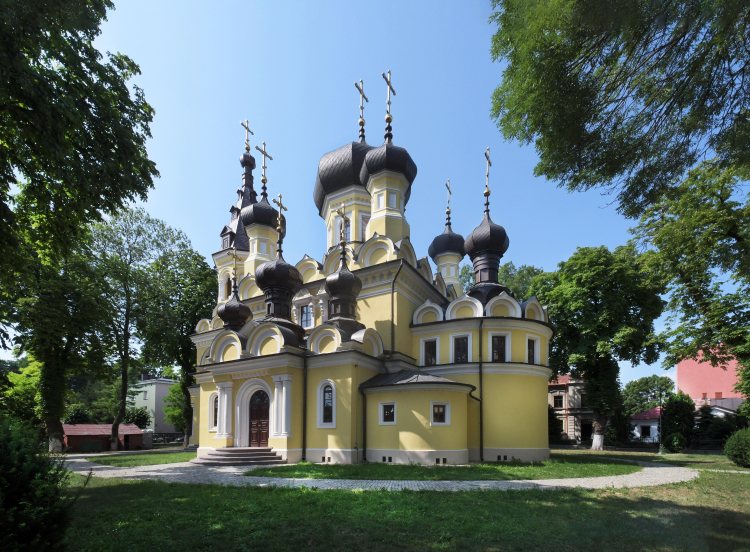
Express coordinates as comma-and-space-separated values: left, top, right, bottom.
64, 474, 750, 552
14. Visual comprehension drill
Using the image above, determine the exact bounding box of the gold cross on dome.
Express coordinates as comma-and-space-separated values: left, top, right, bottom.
381, 70, 396, 115
445, 179, 451, 210
240, 120, 254, 152
254, 141, 273, 184
229, 245, 239, 280
335, 206, 350, 244
354, 79, 369, 120
272, 194, 287, 233
484, 147, 492, 194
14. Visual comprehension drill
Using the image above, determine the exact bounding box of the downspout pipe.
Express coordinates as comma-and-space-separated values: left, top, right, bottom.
389, 260, 405, 360
479, 317, 484, 462
361, 390, 367, 462
302, 353, 307, 462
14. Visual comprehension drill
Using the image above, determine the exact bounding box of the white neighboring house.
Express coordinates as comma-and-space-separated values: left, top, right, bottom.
130, 376, 178, 433
631, 406, 662, 442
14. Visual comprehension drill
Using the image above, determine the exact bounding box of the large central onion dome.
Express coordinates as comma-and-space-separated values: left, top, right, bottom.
313, 140, 373, 215
464, 189, 510, 293
359, 114, 417, 203
428, 208, 465, 262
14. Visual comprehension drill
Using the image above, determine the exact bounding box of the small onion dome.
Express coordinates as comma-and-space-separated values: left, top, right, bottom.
324, 250, 363, 319
359, 115, 417, 204
240, 151, 256, 169
464, 212, 509, 260
313, 140, 374, 215
240, 196, 287, 239
255, 251, 303, 304
428, 222, 465, 263
217, 280, 252, 331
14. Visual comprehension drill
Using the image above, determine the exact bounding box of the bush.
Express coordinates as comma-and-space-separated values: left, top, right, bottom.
123, 407, 152, 430
724, 428, 750, 468
63, 405, 91, 424
0, 416, 76, 551
665, 433, 687, 453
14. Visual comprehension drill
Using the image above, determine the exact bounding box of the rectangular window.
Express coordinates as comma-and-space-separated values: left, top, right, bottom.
492, 335, 506, 362
388, 192, 396, 208
433, 404, 446, 424
527, 339, 536, 364
715, 392, 723, 399
343, 219, 351, 241
361, 216, 370, 241
377, 194, 383, 208
259, 241, 267, 254
641, 425, 651, 438
381, 403, 395, 424
702, 393, 707, 399
301, 305, 312, 328
580, 394, 588, 408
553, 395, 563, 408
454, 336, 469, 364
424, 340, 437, 366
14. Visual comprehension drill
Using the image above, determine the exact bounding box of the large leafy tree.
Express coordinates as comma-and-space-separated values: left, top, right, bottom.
459, 261, 543, 300
632, 160, 750, 395
0, 0, 157, 347
530, 244, 665, 449
91, 208, 187, 450
490, 0, 750, 219
137, 247, 216, 441
622, 375, 675, 417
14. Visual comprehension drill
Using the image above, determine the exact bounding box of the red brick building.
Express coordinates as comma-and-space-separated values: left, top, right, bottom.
62, 423, 143, 452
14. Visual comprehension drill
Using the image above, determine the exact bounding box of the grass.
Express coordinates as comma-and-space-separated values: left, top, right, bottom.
64, 470, 750, 551
244, 456, 641, 481
85, 451, 196, 467
552, 448, 750, 471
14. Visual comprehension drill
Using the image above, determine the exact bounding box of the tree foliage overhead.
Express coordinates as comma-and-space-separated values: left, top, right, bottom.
490, 0, 750, 218
530, 244, 666, 439
622, 375, 675, 417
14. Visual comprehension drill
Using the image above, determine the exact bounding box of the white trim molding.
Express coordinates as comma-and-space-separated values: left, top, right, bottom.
485, 292, 522, 318
272, 374, 293, 437
487, 331, 511, 363
214, 381, 234, 439
525, 333, 541, 365
419, 336, 441, 367
316, 379, 337, 429
208, 392, 218, 432
412, 299, 445, 325
449, 331, 473, 364
445, 295, 483, 320
430, 401, 451, 426
378, 401, 397, 425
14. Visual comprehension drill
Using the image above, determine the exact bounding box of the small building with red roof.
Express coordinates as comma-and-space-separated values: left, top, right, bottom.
62, 423, 143, 453
631, 407, 662, 442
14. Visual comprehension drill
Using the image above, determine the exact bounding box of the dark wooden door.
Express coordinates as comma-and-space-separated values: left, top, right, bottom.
249, 390, 270, 447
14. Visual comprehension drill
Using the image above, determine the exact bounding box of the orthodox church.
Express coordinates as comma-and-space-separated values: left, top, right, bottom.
188, 74, 554, 465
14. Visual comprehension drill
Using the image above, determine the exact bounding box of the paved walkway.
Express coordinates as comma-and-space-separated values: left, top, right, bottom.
65, 454, 701, 492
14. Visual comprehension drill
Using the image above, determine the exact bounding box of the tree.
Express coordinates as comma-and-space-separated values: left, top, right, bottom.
91, 207, 190, 450
622, 375, 675, 417
0, 1, 158, 348
13, 249, 111, 451
123, 407, 152, 430
163, 383, 189, 433
458, 263, 474, 292
137, 247, 216, 443
662, 390, 696, 442
63, 405, 91, 425
530, 244, 665, 449
632, 160, 750, 393
1, 358, 41, 425
489, 0, 750, 219
459, 261, 543, 300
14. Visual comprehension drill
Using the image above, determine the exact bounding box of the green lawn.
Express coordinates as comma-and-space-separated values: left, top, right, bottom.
245, 456, 640, 481
552, 449, 750, 471
85, 451, 196, 467
64, 471, 750, 551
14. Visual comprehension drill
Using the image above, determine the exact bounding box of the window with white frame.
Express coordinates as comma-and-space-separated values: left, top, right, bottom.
143, 390, 148, 400
423, 339, 437, 366
430, 402, 450, 426
210, 394, 219, 430
526, 334, 541, 364
317, 381, 336, 428
451, 333, 471, 364
388, 192, 397, 208
379, 402, 396, 425
377, 194, 384, 208
360, 215, 370, 241
301, 305, 312, 328
489, 332, 510, 363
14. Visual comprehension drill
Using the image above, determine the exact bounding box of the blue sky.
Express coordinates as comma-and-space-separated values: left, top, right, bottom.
9, 1, 674, 382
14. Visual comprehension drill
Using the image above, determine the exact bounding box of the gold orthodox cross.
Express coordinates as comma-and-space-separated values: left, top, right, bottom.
255, 141, 273, 184
381, 70, 396, 115
445, 179, 451, 211
484, 147, 492, 194
335, 207, 350, 244
272, 194, 287, 233
354, 79, 369, 120
229, 245, 239, 280
240, 120, 254, 152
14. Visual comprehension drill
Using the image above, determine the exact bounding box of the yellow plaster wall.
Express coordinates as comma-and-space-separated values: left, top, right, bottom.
365, 390, 468, 451
302, 268, 316, 282
222, 344, 238, 362
422, 311, 438, 324
368, 248, 387, 265
260, 337, 278, 356
482, 373, 548, 449
455, 306, 474, 319
318, 336, 336, 353
357, 292, 393, 351
190, 396, 200, 445
492, 304, 510, 317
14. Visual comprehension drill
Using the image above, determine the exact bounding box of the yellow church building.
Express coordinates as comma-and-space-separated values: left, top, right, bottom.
188, 79, 554, 466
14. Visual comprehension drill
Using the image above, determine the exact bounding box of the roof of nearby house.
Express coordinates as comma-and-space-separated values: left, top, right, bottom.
549, 375, 570, 386
62, 423, 143, 436
632, 407, 663, 420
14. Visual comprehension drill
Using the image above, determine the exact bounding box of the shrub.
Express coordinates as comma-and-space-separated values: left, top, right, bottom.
665, 432, 687, 453
63, 405, 91, 425
662, 391, 696, 441
123, 407, 152, 430
0, 416, 76, 551
724, 428, 750, 468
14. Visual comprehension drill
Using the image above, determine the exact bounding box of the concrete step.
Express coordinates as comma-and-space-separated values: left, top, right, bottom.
190, 458, 286, 467
190, 446, 285, 467
203, 454, 281, 461
207, 450, 277, 457
215, 447, 273, 453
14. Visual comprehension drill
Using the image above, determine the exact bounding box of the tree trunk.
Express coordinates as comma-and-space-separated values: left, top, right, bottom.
180, 364, 195, 450
46, 417, 65, 453
591, 412, 608, 451
110, 360, 128, 451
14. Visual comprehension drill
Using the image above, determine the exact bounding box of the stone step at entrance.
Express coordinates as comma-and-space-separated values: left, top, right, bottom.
190, 446, 286, 467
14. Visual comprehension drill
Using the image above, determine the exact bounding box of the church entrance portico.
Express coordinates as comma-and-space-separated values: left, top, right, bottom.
249, 390, 270, 447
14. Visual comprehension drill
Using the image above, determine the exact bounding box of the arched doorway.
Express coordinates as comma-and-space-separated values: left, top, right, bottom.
249, 390, 270, 447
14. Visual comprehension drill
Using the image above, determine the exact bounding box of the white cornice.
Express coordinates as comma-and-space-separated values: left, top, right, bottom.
320, 185, 372, 218
422, 363, 552, 380
307, 351, 384, 372
190, 328, 223, 345
411, 317, 554, 339
362, 383, 473, 394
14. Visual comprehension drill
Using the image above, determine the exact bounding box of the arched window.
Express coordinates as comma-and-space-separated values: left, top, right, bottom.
316, 380, 336, 428
224, 278, 231, 299
212, 395, 219, 429
323, 385, 333, 423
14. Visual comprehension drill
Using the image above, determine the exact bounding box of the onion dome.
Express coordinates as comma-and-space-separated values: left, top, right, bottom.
464, 188, 510, 286
428, 208, 465, 262
359, 114, 417, 203
325, 249, 363, 319
240, 196, 287, 239
217, 278, 252, 331
255, 234, 303, 322
313, 140, 373, 215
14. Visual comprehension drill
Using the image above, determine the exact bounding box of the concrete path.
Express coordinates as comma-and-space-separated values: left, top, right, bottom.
65, 454, 700, 492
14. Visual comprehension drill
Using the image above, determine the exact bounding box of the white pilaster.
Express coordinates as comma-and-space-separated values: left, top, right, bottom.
215, 381, 234, 439
272, 374, 293, 437
273, 379, 283, 436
